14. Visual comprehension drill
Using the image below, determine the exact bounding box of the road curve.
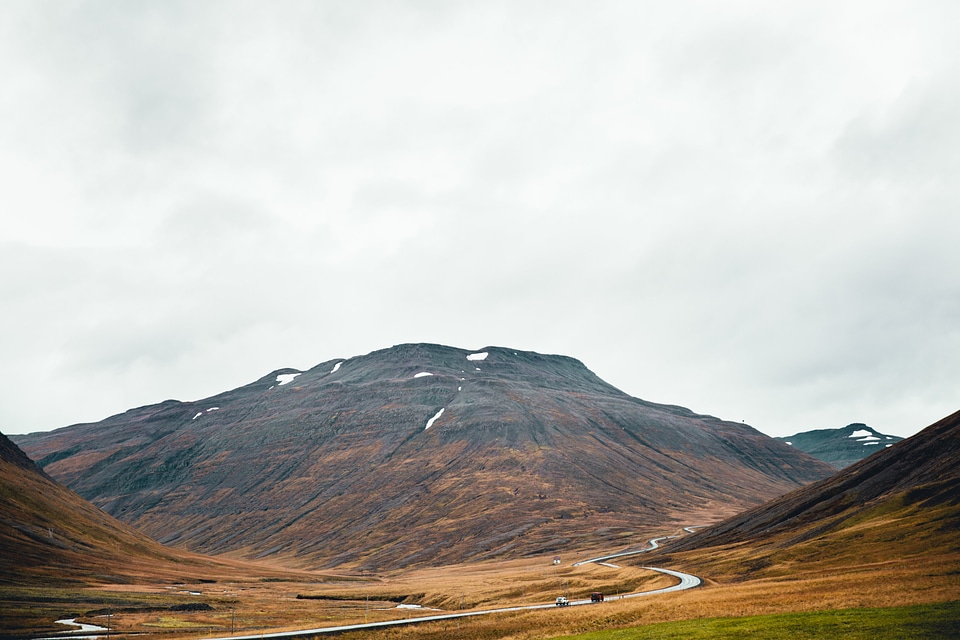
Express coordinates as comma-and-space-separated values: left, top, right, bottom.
200, 537, 701, 640
572, 535, 676, 567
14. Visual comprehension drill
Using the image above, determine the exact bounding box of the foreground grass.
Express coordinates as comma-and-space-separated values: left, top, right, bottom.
555, 601, 960, 640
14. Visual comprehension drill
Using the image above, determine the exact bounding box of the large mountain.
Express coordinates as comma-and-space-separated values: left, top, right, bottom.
15, 343, 834, 570
776, 423, 904, 469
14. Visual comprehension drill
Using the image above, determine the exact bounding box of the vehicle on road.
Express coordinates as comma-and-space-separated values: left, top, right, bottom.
555, 596, 569, 606
590, 592, 604, 602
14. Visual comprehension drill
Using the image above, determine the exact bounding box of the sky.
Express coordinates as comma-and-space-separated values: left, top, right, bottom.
1, 1, 958, 438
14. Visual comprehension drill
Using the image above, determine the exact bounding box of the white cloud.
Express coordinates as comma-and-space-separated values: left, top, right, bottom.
1, 1, 958, 438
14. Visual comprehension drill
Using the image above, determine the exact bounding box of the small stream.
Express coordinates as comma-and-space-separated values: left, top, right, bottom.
33, 618, 109, 640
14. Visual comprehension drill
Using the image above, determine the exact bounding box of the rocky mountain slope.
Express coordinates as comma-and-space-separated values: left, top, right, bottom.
669, 409, 960, 554
776, 423, 903, 468
15, 343, 835, 570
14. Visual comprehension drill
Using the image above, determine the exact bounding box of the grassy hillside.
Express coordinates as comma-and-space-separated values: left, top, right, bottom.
0, 432, 338, 637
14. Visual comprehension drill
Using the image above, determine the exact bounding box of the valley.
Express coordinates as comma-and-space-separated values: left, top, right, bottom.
3, 345, 958, 639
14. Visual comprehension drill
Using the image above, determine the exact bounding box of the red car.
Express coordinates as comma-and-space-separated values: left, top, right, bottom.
590, 592, 604, 602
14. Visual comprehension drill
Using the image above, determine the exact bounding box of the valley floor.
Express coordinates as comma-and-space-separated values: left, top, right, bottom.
4, 532, 958, 640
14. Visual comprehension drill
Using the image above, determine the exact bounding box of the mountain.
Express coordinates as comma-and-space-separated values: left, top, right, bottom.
14, 343, 835, 571
776, 423, 904, 468
668, 409, 960, 555
0, 430, 206, 586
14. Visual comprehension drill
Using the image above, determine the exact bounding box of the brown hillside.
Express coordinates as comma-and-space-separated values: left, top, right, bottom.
668, 408, 960, 554
1, 431, 231, 587
616, 409, 960, 627
15, 344, 834, 571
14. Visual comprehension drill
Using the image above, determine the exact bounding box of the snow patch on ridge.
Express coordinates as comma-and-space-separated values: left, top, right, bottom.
276, 373, 301, 386
849, 429, 873, 439
466, 352, 488, 361
414, 372, 433, 378
330, 362, 342, 373
425, 408, 444, 430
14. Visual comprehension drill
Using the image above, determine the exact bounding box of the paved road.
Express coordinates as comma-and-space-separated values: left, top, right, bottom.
201, 537, 701, 640
572, 535, 676, 567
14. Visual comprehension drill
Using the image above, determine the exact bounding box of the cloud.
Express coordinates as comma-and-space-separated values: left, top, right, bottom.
1, 1, 958, 438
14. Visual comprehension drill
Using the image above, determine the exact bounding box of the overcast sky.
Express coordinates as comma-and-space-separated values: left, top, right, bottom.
2, 1, 958, 438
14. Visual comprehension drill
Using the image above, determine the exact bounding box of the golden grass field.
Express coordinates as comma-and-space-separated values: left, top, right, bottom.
8, 510, 958, 640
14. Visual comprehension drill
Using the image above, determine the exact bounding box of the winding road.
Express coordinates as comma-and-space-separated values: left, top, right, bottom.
201, 535, 701, 640
572, 535, 676, 567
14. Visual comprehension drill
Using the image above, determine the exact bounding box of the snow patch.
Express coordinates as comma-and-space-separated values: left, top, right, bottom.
849, 429, 872, 439
425, 408, 444, 430
192, 412, 203, 420
414, 372, 433, 378
466, 352, 488, 361
856, 436, 881, 442
207, 407, 219, 412
785, 441, 792, 445
276, 373, 301, 386
331, 361, 342, 373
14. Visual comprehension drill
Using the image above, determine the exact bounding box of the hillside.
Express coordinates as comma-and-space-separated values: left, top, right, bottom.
0, 431, 227, 587
1, 431, 351, 638
776, 423, 903, 468
666, 408, 960, 558
14, 343, 835, 571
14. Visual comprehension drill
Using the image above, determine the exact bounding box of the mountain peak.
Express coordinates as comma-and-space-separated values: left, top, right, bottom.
777, 423, 904, 468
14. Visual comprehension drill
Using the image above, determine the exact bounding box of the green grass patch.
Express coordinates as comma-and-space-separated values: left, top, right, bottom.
555, 601, 960, 640
142, 616, 211, 629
